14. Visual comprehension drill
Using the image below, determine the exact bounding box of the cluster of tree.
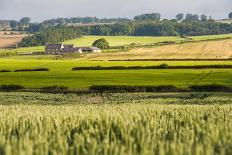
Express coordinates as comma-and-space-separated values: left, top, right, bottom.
41, 17, 132, 26
175, 13, 212, 22
134, 13, 161, 21
19, 26, 81, 47
92, 38, 109, 49
229, 12, 232, 19
79, 20, 232, 36
10, 17, 31, 31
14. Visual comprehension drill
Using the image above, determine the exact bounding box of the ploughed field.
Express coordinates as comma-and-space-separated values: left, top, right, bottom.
0, 92, 232, 155
0, 32, 26, 49
1, 60, 232, 89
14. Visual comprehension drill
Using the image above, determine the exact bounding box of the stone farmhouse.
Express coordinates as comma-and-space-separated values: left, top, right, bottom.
45, 44, 101, 55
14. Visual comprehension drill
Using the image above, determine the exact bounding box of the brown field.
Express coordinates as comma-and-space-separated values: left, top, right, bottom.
0, 31, 27, 49
84, 39, 232, 60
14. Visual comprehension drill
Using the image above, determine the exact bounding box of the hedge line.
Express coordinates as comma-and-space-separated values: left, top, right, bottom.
0, 68, 50, 73
14, 68, 49, 72
72, 65, 232, 70
1, 84, 232, 93
89, 85, 232, 93
108, 59, 232, 61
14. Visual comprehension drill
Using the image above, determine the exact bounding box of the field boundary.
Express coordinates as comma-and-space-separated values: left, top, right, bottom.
72, 65, 232, 70
108, 59, 232, 61
1, 84, 232, 93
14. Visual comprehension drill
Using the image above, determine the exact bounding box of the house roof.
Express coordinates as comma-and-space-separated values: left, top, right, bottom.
63, 44, 74, 49
45, 44, 62, 50
79, 47, 101, 51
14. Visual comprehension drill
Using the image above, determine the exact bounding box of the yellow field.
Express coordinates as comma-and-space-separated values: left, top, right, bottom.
83, 39, 232, 60
0, 32, 27, 49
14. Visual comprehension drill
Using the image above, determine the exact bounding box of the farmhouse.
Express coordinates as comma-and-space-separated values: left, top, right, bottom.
45, 43, 101, 55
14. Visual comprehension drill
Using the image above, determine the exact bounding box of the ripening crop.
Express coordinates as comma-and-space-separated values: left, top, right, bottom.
0, 103, 231, 155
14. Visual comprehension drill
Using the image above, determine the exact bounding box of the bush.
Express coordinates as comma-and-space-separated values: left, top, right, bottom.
0, 85, 25, 91
89, 85, 179, 93
0, 70, 11, 72
189, 84, 232, 92
14, 68, 49, 72
92, 38, 110, 49
41, 86, 69, 93
157, 63, 169, 69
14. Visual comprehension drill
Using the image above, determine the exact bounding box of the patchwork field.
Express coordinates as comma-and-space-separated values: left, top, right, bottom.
1, 33, 231, 55
1, 33, 232, 155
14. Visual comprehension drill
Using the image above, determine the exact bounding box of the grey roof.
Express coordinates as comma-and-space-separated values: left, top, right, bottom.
45, 44, 62, 50
63, 44, 74, 48
62, 44, 75, 52
79, 47, 101, 51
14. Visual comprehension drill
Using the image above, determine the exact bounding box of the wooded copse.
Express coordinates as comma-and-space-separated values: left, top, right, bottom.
19, 27, 81, 47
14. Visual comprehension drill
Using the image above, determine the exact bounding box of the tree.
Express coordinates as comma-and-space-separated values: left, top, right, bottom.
134, 13, 161, 21
176, 13, 184, 21
185, 14, 199, 21
10, 20, 18, 30
200, 14, 208, 21
92, 38, 109, 49
19, 17, 31, 25
229, 12, 232, 19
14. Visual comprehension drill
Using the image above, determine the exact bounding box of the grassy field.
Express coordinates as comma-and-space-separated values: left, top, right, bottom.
64, 35, 186, 46
85, 39, 232, 60
0, 92, 232, 155
1, 59, 232, 88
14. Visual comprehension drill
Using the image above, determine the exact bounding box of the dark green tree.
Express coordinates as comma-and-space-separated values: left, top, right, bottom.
176, 13, 184, 21
200, 14, 208, 21
229, 12, 232, 19
92, 38, 109, 49
10, 20, 18, 30
19, 17, 31, 25
134, 13, 161, 21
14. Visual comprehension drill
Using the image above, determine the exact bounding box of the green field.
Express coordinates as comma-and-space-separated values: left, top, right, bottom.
1, 59, 232, 88
64, 35, 186, 46
0, 92, 232, 155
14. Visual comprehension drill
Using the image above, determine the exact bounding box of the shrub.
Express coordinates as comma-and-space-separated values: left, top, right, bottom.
41, 86, 69, 93
189, 84, 232, 92
14, 68, 49, 72
0, 85, 25, 91
157, 63, 169, 69
92, 38, 110, 49
0, 70, 11, 72
89, 85, 179, 93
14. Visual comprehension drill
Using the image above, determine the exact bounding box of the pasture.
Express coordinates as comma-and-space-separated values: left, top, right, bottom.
64, 35, 185, 46
0, 92, 232, 155
1, 59, 232, 88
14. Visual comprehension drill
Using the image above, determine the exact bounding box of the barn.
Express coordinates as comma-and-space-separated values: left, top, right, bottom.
45, 44, 101, 55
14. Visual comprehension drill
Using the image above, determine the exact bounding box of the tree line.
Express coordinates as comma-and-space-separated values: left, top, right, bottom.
19, 27, 81, 47
19, 12, 232, 47
79, 20, 232, 36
